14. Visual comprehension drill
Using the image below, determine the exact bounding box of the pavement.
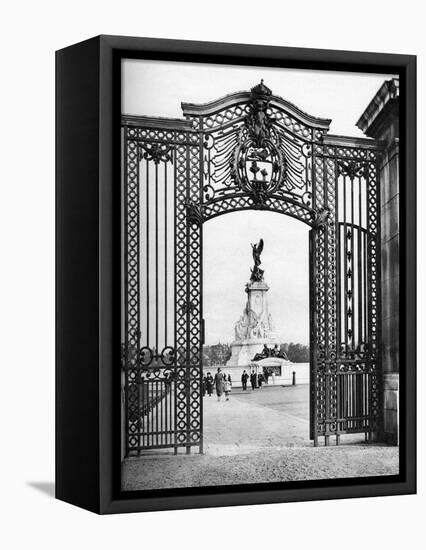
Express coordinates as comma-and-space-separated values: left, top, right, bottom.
122, 384, 399, 491
203, 384, 311, 455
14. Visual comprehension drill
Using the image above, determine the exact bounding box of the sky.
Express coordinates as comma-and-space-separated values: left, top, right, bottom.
203, 211, 310, 345
122, 59, 395, 345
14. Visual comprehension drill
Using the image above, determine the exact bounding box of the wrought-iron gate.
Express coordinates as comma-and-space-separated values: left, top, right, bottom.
122, 81, 382, 455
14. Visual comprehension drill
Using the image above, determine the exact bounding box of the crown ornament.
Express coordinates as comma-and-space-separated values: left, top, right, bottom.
250, 79, 272, 98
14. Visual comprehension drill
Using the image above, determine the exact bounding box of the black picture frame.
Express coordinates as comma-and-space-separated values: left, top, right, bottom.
56, 35, 416, 514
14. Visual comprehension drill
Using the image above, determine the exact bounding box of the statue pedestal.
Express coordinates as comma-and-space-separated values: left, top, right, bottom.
225, 277, 283, 378
226, 338, 277, 367
245, 281, 274, 336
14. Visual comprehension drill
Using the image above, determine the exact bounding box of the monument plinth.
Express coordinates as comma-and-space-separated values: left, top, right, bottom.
227, 279, 278, 367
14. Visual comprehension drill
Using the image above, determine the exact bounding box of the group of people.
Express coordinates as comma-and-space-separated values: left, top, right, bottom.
241, 367, 273, 390
203, 366, 275, 400
202, 368, 232, 401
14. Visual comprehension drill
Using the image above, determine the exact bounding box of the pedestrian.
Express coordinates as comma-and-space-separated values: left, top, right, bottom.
241, 370, 249, 391
224, 374, 232, 401
214, 367, 225, 401
206, 372, 214, 396
250, 370, 257, 390
258, 372, 264, 388
264, 368, 270, 384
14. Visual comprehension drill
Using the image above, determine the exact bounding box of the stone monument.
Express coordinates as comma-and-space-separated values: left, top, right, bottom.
225, 239, 293, 383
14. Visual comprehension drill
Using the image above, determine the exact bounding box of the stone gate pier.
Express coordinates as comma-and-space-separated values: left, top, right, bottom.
356, 78, 400, 445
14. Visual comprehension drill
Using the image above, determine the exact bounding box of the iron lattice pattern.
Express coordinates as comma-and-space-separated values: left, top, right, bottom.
311, 144, 382, 442
122, 82, 382, 453
123, 121, 202, 455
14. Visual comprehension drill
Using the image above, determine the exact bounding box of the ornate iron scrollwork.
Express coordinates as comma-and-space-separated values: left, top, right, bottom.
231, 81, 288, 207
337, 160, 367, 180
311, 208, 330, 230
185, 199, 204, 225
123, 83, 383, 454
140, 142, 172, 164
180, 300, 197, 314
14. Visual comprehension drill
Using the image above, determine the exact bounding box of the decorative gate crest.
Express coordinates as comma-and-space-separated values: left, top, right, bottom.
122, 82, 382, 455
231, 80, 287, 207
184, 80, 328, 225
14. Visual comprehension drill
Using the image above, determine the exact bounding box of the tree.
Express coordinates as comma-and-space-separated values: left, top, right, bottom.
202, 343, 232, 366
284, 342, 310, 362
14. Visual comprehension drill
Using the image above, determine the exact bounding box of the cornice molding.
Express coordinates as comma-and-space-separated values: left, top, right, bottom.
323, 134, 384, 150
122, 114, 194, 131
356, 78, 399, 139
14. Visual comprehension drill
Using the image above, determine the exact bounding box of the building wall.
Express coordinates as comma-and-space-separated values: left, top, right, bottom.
380, 136, 400, 444
356, 80, 400, 445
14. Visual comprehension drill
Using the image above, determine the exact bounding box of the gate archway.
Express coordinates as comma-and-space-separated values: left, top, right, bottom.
122, 81, 382, 455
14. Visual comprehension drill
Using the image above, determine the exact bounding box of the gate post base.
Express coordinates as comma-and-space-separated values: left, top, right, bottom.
382, 373, 399, 446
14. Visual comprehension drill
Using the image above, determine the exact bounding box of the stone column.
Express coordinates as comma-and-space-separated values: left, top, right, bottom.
356, 79, 399, 444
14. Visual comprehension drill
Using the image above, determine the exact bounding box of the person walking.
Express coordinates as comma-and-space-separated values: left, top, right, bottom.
250, 370, 257, 390
214, 367, 225, 401
258, 372, 264, 388
241, 370, 249, 391
224, 374, 232, 401
206, 372, 214, 396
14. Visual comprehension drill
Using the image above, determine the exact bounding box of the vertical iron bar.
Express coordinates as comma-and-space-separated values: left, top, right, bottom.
343, 175, 348, 355
185, 132, 191, 455
309, 230, 318, 446
136, 144, 141, 456
199, 116, 204, 454
364, 230, 368, 345
375, 160, 382, 435
156, 380, 159, 447
336, 169, 341, 359
155, 161, 159, 355
164, 160, 168, 345
173, 147, 178, 455
358, 178, 363, 348
164, 376, 168, 445
146, 159, 150, 347
350, 175, 355, 353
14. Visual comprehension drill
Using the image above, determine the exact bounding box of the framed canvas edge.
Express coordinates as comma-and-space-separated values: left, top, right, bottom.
57, 35, 416, 515
101, 36, 417, 514
56, 36, 102, 514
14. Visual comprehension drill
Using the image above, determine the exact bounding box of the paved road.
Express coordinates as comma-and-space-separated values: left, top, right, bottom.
203, 384, 311, 455
122, 385, 399, 491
